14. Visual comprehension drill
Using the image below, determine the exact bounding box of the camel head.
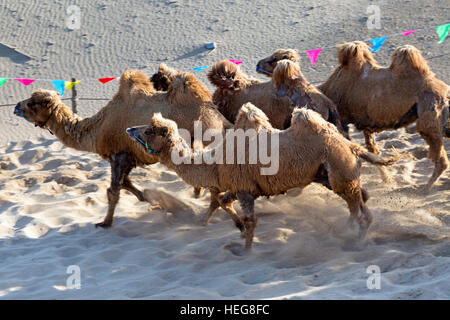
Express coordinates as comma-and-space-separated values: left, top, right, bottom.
390, 45, 431, 77
337, 41, 377, 69
235, 103, 273, 132
150, 63, 179, 91
14, 89, 61, 129
126, 113, 179, 155
256, 49, 300, 77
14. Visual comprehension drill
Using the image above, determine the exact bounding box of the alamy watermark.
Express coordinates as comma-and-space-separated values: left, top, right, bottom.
366, 5, 381, 30
66, 265, 81, 289
366, 265, 381, 290
172, 122, 280, 175
66, 5, 81, 30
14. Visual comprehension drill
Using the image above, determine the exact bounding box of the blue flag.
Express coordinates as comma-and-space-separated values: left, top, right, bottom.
369, 37, 387, 52
192, 66, 209, 72
51, 80, 65, 96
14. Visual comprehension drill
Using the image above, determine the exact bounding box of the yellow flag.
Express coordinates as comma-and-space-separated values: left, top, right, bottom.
65, 80, 80, 90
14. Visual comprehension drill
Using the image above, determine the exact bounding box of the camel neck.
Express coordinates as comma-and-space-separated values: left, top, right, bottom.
159, 138, 218, 188
45, 102, 98, 153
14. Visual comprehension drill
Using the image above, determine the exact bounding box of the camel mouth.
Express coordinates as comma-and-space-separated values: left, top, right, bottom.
256, 65, 272, 76
126, 127, 153, 154
14, 104, 24, 118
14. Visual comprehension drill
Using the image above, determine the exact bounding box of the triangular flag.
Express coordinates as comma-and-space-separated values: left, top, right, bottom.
402, 30, 417, 36
229, 59, 244, 65
65, 80, 80, 90
306, 48, 322, 65
51, 80, 65, 96
98, 77, 116, 84
192, 66, 209, 72
16, 78, 35, 86
369, 37, 387, 52
436, 23, 450, 44
0, 78, 7, 88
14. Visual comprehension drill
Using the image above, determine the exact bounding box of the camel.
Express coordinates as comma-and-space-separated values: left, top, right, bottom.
256, 48, 300, 77
126, 103, 396, 249
206, 59, 346, 135
318, 42, 449, 191
14, 69, 231, 227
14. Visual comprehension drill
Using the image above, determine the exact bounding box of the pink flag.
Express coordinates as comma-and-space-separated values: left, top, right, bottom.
98, 77, 116, 84
16, 78, 35, 86
229, 59, 244, 65
403, 30, 417, 36
306, 48, 322, 66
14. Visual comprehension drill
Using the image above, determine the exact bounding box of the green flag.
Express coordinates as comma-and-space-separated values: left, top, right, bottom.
0, 78, 6, 88
436, 24, 450, 44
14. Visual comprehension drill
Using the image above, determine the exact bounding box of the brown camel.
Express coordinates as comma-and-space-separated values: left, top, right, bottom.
126, 103, 396, 249
256, 48, 300, 77
206, 59, 345, 134
318, 42, 449, 191
14, 69, 231, 227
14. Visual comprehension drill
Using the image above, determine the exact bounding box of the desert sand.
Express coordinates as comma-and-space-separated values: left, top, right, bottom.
0, 0, 449, 299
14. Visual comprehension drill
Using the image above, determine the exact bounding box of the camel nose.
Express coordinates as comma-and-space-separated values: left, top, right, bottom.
126, 127, 136, 136
14, 103, 21, 116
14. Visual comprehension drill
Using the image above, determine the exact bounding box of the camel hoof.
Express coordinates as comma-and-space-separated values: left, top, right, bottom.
95, 221, 112, 228
201, 217, 210, 227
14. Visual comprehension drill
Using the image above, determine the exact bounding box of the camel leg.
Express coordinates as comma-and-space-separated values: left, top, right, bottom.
363, 130, 394, 183
122, 168, 145, 201
237, 191, 257, 249
363, 130, 379, 154
358, 203, 373, 240
217, 191, 244, 232
419, 132, 449, 192
193, 187, 203, 199
201, 189, 220, 226
96, 153, 132, 228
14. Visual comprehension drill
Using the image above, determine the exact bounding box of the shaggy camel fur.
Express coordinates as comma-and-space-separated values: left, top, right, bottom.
14, 69, 231, 227
127, 103, 395, 249
256, 48, 300, 77
319, 42, 449, 191
271, 59, 343, 135
207, 59, 345, 135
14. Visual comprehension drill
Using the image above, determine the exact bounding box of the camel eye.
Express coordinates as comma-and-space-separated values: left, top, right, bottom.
145, 128, 154, 136
27, 102, 33, 107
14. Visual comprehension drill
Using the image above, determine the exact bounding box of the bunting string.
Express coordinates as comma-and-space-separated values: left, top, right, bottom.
0, 22, 447, 96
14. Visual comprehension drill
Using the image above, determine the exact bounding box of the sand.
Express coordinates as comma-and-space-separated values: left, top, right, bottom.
0, 0, 449, 299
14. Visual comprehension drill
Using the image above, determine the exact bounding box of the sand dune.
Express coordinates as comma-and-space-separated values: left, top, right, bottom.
0, 0, 449, 299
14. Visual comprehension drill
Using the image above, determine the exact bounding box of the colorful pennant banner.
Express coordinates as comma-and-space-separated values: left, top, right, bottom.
65, 80, 80, 90
16, 78, 35, 86
98, 77, 116, 84
193, 66, 209, 72
436, 23, 449, 44
369, 36, 387, 52
306, 48, 323, 65
0, 22, 447, 88
51, 80, 65, 96
229, 59, 244, 65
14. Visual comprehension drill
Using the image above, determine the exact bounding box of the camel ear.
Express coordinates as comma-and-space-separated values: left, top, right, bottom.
160, 126, 169, 137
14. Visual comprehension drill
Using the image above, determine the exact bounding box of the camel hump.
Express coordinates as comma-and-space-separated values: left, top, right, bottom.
235, 103, 272, 130
167, 72, 212, 105
207, 60, 243, 90
390, 45, 432, 76
337, 41, 377, 67
119, 69, 155, 98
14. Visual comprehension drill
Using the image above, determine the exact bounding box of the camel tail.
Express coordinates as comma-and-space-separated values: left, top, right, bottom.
351, 144, 398, 166
207, 60, 244, 90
